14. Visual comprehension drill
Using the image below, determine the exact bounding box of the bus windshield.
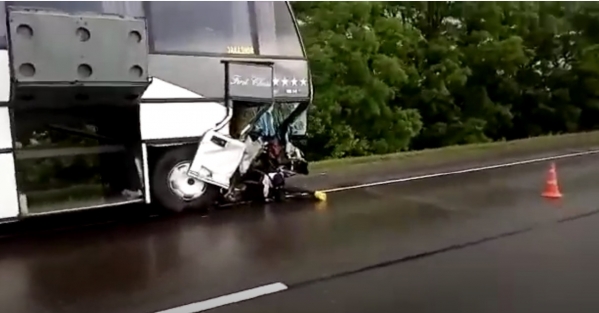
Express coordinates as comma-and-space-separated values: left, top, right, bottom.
147, 1, 304, 58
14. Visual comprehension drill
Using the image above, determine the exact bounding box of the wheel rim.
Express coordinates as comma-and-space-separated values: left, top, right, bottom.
167, 161, 206, 201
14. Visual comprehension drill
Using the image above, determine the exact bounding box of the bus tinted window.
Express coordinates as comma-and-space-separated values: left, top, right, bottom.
6, 1, 144, 17
148, 1, 254, 55
255, 1, 303, 58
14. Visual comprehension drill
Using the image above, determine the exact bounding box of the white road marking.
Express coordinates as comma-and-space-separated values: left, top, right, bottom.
154, 282, 288, 313
322, 149, 599, 193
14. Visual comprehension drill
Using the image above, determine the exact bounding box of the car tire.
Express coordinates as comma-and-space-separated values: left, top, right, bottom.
151, 145, 220, 213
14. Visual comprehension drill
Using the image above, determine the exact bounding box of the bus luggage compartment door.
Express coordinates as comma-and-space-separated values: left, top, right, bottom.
7, 7, 150, 107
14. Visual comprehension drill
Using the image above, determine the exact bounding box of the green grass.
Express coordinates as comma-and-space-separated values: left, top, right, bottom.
310, 131, 599, 172
22, 131, 599, 210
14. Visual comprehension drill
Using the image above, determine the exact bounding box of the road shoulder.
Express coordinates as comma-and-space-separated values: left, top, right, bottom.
291, 132, 599, 191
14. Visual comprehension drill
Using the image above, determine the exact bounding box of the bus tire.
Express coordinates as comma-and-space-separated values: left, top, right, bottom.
151, 145, 220, 213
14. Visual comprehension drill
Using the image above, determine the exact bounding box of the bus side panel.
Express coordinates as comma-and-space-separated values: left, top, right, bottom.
0, 153, 19, 219
140, 102, 229, 140
0, 107, 11, 149
0, 108, 19, 219
0, 49, 18, 219
0, 51, 9, 102
139, 78, 229, 140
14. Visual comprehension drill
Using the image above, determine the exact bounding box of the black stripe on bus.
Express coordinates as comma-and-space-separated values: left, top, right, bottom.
142, 136, 202, 145
150, 50, 307, 61
140, 97, 225, 104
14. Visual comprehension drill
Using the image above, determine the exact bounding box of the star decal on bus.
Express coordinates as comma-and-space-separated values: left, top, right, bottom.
272, 77, 307, 88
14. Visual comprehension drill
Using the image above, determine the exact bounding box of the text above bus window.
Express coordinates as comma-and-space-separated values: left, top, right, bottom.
148, 1, 254, 55
228, 62, 273, 101
227, 46, 255, 55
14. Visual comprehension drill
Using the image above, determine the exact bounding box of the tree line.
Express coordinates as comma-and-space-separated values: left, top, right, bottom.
291, 2, 599, 160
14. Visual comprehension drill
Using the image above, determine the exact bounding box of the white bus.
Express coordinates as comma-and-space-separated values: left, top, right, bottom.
0, 1, 313, 222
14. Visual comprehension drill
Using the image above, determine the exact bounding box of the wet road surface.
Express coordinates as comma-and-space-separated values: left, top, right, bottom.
1, 153, 599, 313
216, 206, 599, 313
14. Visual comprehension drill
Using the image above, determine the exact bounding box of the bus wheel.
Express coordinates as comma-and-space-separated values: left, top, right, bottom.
151, 145, 219, 213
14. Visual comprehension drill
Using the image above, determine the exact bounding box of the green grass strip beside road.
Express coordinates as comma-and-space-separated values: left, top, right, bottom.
25, 131, 599, 212
310, 131, 599, 173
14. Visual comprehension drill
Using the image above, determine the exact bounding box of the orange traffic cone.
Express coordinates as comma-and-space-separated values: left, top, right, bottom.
542, 163, 562, 199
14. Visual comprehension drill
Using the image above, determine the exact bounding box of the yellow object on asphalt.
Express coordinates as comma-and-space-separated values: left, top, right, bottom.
314, 191, 327, 201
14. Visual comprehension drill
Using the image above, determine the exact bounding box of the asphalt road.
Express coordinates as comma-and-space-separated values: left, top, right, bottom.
216, 206, 599, 313
1, 153, 599, 313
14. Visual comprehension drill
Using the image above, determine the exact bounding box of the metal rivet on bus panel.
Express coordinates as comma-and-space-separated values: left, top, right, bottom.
16, 24, 33, 38
130, 65, 143, 78
77, 64, 92, 78
129, 30, 142, 43
76, 27, 90, 42
19, 63, 35, 77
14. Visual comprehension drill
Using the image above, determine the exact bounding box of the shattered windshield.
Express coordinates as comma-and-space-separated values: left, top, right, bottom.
272, 103, 306, 136
236, 103, 306, 137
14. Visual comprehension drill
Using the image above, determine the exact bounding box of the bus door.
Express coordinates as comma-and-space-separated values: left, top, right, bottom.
187, 60, 275, 190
